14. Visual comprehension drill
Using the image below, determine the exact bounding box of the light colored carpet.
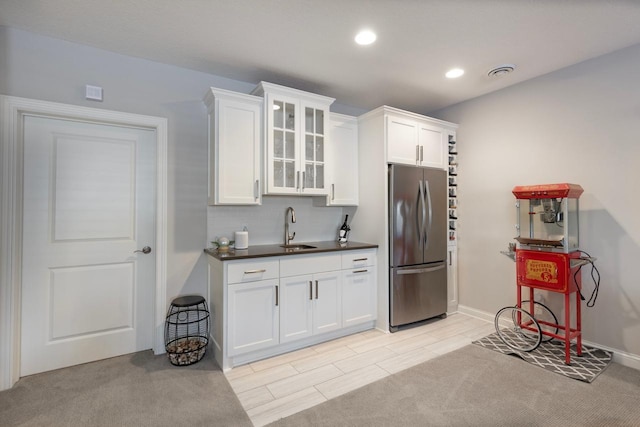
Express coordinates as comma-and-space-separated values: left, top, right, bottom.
268, 344, 640, 426
0, 350, 251, 427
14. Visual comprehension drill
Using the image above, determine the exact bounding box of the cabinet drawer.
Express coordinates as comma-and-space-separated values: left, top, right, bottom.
227, 259, 279, 284
342, 250, 376, 269
280, 253, 341, 277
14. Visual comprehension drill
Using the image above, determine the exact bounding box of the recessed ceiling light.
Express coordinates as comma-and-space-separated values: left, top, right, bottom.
355, 30, 376, 45
445, 68, 465, 79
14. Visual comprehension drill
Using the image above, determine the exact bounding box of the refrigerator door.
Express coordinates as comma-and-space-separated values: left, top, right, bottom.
390, 262, 448, 327
423, 168, 448, 264
389, 165, 424, 268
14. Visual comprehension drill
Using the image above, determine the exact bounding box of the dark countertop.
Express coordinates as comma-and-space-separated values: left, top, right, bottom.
204, 240, 378, 261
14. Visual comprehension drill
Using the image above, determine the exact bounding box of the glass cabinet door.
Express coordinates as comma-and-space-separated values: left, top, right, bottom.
259, 82, 333, 196
303, 106, 325, 191
272, 99, 297, 190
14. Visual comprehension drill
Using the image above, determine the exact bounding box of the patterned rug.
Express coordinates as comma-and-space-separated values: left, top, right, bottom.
473, 331, 612, 383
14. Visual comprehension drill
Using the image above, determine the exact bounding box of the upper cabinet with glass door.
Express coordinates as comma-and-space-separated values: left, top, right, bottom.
252, 82, 335, 196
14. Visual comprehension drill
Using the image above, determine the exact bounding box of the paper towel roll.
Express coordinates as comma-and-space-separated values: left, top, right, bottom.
234, 231, 249, 249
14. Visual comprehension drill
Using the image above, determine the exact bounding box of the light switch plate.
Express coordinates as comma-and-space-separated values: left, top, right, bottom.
85, 85, 103, 101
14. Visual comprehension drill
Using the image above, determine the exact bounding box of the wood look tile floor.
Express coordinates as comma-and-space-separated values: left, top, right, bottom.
225, 313, 494, 426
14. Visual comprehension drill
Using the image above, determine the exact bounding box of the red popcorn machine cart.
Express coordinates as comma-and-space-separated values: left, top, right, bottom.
497, 183, 597, 364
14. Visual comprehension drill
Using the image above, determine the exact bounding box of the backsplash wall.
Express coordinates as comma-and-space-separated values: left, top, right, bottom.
207, 196, 357, 248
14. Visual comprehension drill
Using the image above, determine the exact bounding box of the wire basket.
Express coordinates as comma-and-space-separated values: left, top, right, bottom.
164, 295, 210, 366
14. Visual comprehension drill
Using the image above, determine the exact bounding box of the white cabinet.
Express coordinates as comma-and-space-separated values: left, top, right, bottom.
224, 258, 279, 356
341, 250, 377, 327
227, 279, 279, 356
447, 246, 458, 313
386, 111, 449, 170
326, 113, 359, 206
312, 271, 342, 334
418, 121, 447, 169
279, 274, 313, 343
386, 114, 421, 165
252, 82, 334, 196
203, 88, 262, 205
354, 106, 457, 332
279, 253, 342, 343
279, 271, 341, 343
208, 247, 377, 371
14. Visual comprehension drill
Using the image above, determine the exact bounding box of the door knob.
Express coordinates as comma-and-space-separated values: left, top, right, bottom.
134, 246, 152, 254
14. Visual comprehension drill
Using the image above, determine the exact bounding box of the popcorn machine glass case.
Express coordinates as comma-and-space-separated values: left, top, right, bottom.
514, 183, 583, 254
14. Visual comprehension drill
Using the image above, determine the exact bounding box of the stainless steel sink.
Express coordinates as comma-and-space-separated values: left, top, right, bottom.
280, 244, 317, 251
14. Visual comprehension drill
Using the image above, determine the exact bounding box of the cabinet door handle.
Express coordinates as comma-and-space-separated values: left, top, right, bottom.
420, 145, 424, 162
254, 179, 259, 200
315, 280, 319, 299
309, 281, 313, 300
244, 269, 266, 274
296, 171, 300, 190
415, 145, 420, 162
275, 285, 279, 306
353, 258, 368, 262
302, 171, 306, 191
331, 183, 335, 201
353, 269, 368, 273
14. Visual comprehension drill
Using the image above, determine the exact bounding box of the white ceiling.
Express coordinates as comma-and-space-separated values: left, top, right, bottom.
3, 0, 640, 115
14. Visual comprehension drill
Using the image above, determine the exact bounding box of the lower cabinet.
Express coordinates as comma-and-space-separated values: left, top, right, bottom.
208, 248, 377, 371
313, 272, 342, 334
279, 271, 341, 343
341, 249, 377, 327
227, 279, 279, 356
342, 268, 376, 327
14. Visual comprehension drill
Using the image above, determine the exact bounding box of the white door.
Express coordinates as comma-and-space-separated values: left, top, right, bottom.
279, 275, 313, 343
20, 115, 156, 376
312, 271, 341, 335
418, 122, 446, 169
326, 114, 359, 206
227, 280, 280, 356
386, 115, 419, 165
342, 268, 376, 328
265, 93, 300, 195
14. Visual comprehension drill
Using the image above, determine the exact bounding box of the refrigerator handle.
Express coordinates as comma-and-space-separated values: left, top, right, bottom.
397, 263, 446, 275
424, 179, 432, 249
416, 180, 423, 247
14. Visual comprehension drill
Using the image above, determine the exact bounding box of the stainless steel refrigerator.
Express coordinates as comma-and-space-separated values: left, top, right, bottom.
389, 164, 447, 330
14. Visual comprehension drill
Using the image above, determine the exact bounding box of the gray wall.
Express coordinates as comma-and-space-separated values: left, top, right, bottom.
5, 24, 638, 358
433, 43, 640, 357
0, 26, 360, 305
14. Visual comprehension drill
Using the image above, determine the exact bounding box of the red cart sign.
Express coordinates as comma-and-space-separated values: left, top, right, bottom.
525, 259, 558, 284
516, 250, 581, 293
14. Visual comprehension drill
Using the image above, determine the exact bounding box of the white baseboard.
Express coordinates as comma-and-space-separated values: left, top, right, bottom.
585, 341, 640, 371
457, 304, 640, 371
457, 304, 495, 323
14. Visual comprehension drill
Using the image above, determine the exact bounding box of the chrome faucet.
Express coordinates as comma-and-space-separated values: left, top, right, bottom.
284, 206, 296, 245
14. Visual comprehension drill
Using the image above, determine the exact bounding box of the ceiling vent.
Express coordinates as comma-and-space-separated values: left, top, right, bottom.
487, 64, 516, 77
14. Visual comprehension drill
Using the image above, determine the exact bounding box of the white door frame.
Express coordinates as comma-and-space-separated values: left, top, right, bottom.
0, 95, 168, 390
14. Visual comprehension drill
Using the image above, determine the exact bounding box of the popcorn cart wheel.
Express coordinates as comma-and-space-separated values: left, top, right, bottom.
494, 306, 542, 352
